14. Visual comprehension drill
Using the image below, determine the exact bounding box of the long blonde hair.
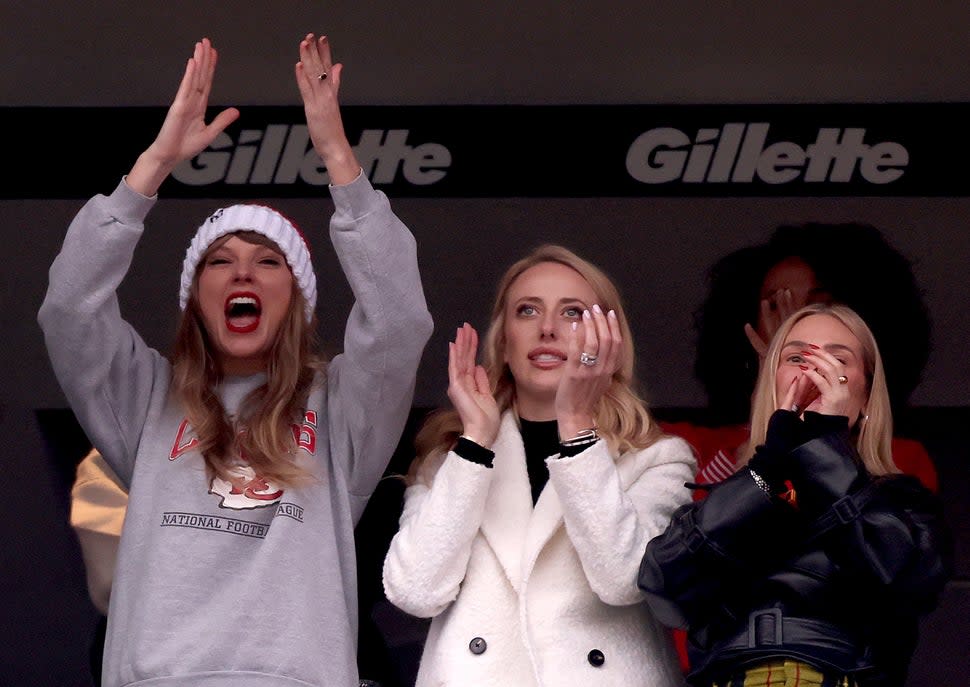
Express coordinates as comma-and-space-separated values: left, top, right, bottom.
739, 303, 896, 476
410, 245, 662, 485
171, 231, 324, 487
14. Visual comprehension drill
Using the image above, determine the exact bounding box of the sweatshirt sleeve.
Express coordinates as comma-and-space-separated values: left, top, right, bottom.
324, 174, 433, 520
548, 435, 696, 606
382, 452, 494, 618
38, 180, 169, 486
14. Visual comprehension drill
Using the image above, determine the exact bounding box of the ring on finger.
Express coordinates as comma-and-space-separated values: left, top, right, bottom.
790, 403, 800, 413
579, 351, 598, 367
317, 72, 328, 80
837, 375, 848, 385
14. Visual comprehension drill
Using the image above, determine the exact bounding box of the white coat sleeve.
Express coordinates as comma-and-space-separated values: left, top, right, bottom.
382, 452, 493, 617
547, 435, 696, 606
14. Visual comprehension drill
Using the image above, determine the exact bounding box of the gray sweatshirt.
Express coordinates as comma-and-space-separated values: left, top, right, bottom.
39, 175, 433, 687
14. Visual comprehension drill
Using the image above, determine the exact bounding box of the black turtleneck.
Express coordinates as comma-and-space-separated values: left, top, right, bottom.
519, 418, 560, 504
453, 418, 599, 505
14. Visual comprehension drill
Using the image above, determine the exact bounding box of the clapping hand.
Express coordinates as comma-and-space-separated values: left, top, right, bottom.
555, 305, 622, 440
447, 323, 500, 449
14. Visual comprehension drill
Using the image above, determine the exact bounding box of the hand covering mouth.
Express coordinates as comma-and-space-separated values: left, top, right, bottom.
225, 292, 261, 333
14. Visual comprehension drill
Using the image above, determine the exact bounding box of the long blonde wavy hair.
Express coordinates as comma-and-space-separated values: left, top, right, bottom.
409, 244, 663, 486
171, 231, 323, 487
738, 303, 897, 476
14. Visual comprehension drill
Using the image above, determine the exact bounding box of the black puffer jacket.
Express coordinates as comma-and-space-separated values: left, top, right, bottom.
638, 411, 951, 687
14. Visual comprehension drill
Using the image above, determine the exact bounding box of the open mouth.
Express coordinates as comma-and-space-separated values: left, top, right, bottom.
528, 348, 566, 366
224, 292, 261, 333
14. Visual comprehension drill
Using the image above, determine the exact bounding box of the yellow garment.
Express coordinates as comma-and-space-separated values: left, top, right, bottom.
716, 660, 853, 687
70, 449, 128, 614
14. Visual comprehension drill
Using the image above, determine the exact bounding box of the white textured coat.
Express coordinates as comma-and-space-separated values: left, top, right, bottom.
383, 412, 695, 686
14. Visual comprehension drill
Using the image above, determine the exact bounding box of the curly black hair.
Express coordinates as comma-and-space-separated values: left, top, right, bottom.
694, 223, 931, 425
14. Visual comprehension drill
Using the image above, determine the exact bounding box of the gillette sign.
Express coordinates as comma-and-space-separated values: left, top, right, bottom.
625, 123, 908, 185
11, 104, 969, 199
173, 125, 451, 187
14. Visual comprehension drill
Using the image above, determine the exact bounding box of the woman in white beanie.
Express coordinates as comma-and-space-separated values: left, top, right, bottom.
39, 35, 432, 687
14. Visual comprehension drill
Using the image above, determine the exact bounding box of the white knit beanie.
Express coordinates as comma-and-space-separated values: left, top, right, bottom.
179, 204, 317, 322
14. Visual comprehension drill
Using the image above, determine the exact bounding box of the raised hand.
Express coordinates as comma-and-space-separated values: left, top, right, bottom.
745, 288, 799, 359
128, 38, 239, 196
294, 33, 360, 185
554, 305, 622, 440
447, 323, 500, 448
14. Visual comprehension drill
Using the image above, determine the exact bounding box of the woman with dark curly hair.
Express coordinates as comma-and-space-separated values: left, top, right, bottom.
694, 223, 930, 425
674, 223, 936, 494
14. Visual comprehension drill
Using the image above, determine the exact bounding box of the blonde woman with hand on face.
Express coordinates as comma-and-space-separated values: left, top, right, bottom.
39, 35, 432, 687
639, 304, 951, 687
383, 245, 695, 687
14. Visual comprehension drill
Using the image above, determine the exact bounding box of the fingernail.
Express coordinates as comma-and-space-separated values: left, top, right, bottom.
608, 309, 617, 319
593, 304, 602, 314
799, 364, 809, 370
583, 310, 591, 319
809, 344, 820, 350
571, 322, 578, 331
801, 350, 813, 356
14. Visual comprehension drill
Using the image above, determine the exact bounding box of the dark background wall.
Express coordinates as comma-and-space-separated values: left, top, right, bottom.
1, 3, 967, 685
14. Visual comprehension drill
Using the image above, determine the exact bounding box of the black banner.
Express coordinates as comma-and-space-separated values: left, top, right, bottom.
5, 104, 970, 198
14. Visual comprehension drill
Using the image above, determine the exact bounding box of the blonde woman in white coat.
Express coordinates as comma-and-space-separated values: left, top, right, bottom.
383, 245, 695, 686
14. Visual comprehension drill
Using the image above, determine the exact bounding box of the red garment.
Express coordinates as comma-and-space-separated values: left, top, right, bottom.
657, 421, 939, 674
891, 436, 939, 493
660, 423, 750, 502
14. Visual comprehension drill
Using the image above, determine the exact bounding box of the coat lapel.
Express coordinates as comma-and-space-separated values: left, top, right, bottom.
479, 412, 533, 591
520, 471, 564, 582
519, 441, 644, 583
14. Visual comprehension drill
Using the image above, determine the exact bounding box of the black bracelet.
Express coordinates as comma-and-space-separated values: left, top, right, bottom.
454, 435, 494, 468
